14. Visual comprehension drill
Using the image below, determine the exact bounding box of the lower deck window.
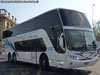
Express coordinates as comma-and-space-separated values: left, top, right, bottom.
14, 38, 46, 52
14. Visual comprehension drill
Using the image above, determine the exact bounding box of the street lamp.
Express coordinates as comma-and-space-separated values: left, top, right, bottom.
92, 4, 95, 28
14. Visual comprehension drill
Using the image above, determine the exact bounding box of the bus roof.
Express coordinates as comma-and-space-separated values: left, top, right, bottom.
3, 8, 84, 32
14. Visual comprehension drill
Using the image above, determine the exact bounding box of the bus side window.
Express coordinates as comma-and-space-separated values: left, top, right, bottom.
36, 39, 46, 52
14, 38, 46, 52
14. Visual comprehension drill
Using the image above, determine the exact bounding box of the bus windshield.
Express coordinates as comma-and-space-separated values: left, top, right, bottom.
60, 9, 91, 28
65, 30, 96, 51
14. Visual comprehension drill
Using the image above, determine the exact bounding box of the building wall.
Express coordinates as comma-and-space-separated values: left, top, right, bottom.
0, 9, 16, 53
0, 19, 3, 53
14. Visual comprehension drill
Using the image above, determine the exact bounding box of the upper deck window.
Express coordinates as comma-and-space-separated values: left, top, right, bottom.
59, 9, 91, 28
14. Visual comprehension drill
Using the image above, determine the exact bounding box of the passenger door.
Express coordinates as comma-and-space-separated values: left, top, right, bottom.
55, 33, 67, 68
31, 52, 37, 64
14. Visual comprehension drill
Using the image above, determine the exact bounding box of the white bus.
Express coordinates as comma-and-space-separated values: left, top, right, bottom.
2, 8, 98, 69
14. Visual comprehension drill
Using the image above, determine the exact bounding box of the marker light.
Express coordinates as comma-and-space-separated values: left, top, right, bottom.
61, 61, 66, 64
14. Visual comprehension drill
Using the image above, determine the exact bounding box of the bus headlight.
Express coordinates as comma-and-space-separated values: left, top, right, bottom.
70, 55, 80, 60
76, 57, 80, 60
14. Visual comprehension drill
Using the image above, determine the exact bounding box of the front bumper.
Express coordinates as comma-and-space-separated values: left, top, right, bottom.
66, 56, 98, 69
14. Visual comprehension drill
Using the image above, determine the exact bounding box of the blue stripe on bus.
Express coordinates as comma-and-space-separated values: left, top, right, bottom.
48, 47, 53, 51
73, 53, 84, 57
3, 39, 19, 56
90, 51, 96, 56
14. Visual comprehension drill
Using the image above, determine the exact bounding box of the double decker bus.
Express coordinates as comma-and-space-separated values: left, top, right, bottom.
2, 8, 98, 69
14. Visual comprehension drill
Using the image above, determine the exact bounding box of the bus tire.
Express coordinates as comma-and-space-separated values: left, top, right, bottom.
40, 55, 49, 70
8, 53, 12, 62
13, 53, 17, 63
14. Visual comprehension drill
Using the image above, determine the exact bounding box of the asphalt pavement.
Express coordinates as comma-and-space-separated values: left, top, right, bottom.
0, 55, 99, 75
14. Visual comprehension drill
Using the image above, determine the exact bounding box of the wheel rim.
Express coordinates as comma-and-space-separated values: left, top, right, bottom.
43, 60, 45, 66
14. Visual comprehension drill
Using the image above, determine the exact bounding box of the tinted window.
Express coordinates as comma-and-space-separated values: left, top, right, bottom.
59, 9, 91, 28
3, 10, 62, 38
65, 30, 86, 51
85, 32, 96, 51
3, 30, 13, 38
14, 38, 46, 52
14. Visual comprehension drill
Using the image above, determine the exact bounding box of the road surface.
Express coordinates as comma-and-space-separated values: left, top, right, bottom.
0, 56, 99, 75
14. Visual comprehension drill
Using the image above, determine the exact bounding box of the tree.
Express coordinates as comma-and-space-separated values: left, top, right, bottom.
93, 20, 100, 41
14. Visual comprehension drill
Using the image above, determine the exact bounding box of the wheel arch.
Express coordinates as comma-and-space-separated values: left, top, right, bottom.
12, 52, 16, 57
8, 52, 11, 57
39, 53, 49, 64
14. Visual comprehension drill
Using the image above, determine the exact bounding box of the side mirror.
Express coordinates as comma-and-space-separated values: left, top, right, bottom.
59, 33, 65, 50
62, 35, 65, 48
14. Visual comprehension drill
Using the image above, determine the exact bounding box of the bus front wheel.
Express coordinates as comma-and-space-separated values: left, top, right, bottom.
40, 55, 49, 70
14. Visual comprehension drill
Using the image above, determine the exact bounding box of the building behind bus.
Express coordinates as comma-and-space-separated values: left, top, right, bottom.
0, 9, 16, 53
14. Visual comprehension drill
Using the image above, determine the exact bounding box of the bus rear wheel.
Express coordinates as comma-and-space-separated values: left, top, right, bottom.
8, 54, 12, 62
13, 54, 17, 63
40, 55, 49, 70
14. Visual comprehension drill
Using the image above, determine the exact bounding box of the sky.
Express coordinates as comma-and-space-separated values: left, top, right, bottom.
0, 0, 100, 26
